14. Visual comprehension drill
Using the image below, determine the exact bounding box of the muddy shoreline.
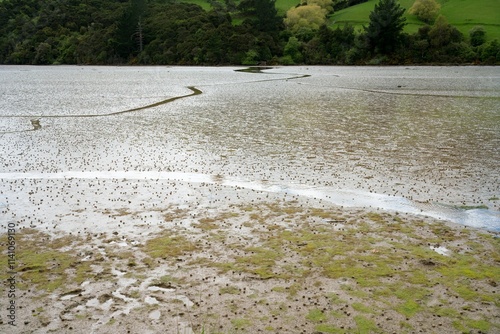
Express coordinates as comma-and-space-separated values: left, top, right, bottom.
1, 186, 499, 334
1, 66, 499, 333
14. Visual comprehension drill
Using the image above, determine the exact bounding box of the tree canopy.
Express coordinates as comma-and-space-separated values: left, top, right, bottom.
409, 0, 441, 24
0, 0, 498, 65
364, 0, 406, 55
285, 5, 328, 33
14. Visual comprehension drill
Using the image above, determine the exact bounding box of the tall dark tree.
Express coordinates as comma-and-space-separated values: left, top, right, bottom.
237, 0, 283, 63
364, 0, 406, 54
238, 0, 282, 33
116, 0, 147, 59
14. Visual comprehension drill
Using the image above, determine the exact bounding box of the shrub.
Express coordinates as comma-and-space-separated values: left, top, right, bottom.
469, 26, 486, 47
409, 0, 441, 24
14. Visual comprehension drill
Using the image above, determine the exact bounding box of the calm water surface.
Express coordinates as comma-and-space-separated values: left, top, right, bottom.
1, 66, 499, 230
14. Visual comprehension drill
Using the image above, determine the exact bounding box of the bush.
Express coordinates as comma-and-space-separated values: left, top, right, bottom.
409, 0, 440, 24
280, 55, 296, 64
284, 36, 304, 63
242, 49, 259, 65
428, 15, 463, 48
469, 26, 486, 47
479, 39, 500, 64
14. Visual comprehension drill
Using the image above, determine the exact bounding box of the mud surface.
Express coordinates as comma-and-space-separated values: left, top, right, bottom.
0, 66, 499, 333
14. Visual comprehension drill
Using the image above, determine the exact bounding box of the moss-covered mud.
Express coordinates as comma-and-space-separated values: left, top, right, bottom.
1, 202, 499, 334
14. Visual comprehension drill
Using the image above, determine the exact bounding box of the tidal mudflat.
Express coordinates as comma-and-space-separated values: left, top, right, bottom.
0, 66, 499, 333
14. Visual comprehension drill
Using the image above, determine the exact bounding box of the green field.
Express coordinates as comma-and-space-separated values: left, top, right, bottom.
180, 0, 500, 41
275, 0, 301, 14
180, 0, 300, 14
330, 0, 500, 41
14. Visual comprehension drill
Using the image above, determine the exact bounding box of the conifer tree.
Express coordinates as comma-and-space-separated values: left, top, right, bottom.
238, 0, 282, 32
364, 0, 406, 54
116, 0, 147, 58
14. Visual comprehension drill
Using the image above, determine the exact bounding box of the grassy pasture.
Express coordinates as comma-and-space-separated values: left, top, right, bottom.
329, 0, 500, 41
180, 0, 500, 41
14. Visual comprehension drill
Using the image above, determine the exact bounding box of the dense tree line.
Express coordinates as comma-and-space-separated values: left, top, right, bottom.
0, 0, 498, 65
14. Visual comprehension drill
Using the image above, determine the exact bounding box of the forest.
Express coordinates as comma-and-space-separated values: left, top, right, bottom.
0, 0, 498, 65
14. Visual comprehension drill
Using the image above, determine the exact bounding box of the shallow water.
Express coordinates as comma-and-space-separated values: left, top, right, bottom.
0, 65, 499, 231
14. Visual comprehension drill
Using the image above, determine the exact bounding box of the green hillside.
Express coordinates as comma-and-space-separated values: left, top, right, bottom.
330, 0, 500, 41
182, 0, 301, 15
1, 0, 498, 65
184, 0, 500, 41
275, 0, 301, 14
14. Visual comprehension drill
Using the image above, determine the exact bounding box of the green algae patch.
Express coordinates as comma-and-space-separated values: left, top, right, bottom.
354, 315, 382, 334
235, 246, 283, 279
143, 232, 198, 260
231, 318, 252, 330
4, 202, 499, 333
395, 300, 421, 318
306, 308, 327, 323
18, 249, 75, 292
0, 229, 93, 292
465, 318, 491, 332
366, 212, 385, 224
352, 302, 375, 314
315, 324, 346, 333
219, 285, 240, 295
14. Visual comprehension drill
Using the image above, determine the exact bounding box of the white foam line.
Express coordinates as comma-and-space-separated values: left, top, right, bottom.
0, 170, 418, 212
1, 171, 499, 231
